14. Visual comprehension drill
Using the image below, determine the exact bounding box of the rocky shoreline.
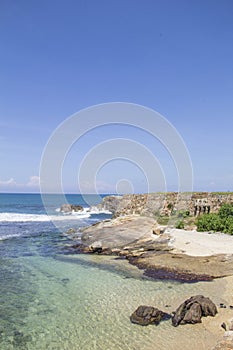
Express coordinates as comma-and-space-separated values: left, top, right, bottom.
62, 194, 233, 349
65, 214, 233, 283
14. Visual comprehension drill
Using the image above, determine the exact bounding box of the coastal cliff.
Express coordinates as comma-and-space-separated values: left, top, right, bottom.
97, 192, 233, 218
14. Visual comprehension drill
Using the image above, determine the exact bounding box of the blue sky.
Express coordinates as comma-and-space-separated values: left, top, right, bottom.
0, 0, 232, 193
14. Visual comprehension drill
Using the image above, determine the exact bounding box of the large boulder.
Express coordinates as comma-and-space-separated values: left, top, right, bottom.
172, 295, 217, 327
60, 204, 83, 213
130, 305, 169, 326
80, 216, 159, 251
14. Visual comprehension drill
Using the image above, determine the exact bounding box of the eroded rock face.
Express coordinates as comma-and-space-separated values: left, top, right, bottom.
96, 192, 233, 218
130, 305, 169, 326
95, 196, 122, 214
172, 295, 217, 327
60, 204, 83, 213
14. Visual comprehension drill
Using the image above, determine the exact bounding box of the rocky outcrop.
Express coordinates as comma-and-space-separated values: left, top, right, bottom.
97, 196, 122, 214
79, 215, 170, 255
68, 212, 233, 281
96, 192, 233, 218
172, 295, 217, 327
130, 305, 170, 326
60, 204, 83, 213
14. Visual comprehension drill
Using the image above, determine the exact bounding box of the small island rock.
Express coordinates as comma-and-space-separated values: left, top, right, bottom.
60, 204, 83, 213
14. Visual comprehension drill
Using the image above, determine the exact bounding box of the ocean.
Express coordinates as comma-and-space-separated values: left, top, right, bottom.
0, 193, 225, 350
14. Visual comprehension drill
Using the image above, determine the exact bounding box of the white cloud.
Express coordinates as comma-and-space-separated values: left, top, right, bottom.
0, 176, 40, 192
0, 178, 17, 186
27, 176, 40, 187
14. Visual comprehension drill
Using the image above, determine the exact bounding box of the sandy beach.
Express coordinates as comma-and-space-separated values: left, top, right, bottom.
167, 228, 233, 257
166, 228, 233, 348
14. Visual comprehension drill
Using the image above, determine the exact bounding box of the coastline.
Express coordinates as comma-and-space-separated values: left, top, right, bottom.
69, 212, 233, 348
72, 214, 233, 281
1, 193, 233, 349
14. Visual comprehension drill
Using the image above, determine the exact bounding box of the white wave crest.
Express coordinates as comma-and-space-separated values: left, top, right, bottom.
0, 207, 112, 223
86, 206, 112, 215
0, 212, 90, 222
0, 233, 22, 241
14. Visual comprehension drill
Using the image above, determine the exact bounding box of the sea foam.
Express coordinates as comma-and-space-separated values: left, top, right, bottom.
0, 207, 111, 223
0, 212, 90, 222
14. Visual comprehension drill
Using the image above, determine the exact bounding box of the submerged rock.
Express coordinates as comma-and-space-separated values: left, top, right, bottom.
172, 295, 217, 327
130, 305, 170, 326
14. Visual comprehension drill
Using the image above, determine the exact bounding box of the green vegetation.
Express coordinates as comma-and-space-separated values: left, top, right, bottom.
157, 216, 170, 225
177, 210, 190, 218
196, 204, 233, 234
175, 220, 185, 229
219, 203, 233, 219
156, 209, 191, 228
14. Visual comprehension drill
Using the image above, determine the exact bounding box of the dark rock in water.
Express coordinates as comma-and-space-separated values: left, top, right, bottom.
130, 305, 170, 326
13, 331, 32, 348
61, 278, 70, 285
172, 295, 217, 327
60, 204, 83, 213
66, 228, 77, 234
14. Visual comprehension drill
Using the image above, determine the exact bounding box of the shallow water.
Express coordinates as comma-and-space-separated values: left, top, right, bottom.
0, 194, 227, 349
0, 252, 227, 350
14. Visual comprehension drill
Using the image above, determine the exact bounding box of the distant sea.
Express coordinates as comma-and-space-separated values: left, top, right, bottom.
0, 193, 223, 350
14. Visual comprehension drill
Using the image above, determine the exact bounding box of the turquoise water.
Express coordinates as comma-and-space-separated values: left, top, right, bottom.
0, 194, 225, 349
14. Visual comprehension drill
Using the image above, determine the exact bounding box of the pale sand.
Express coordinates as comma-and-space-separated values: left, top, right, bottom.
167, 228, 233, 256
166, 228, 233, 348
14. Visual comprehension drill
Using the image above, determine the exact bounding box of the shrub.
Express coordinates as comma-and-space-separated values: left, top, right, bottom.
177, 210, 190, 218
223, 217, 233, 234
176, 220, 185, 229
157, 216, 169, 225
196, 204, 233, 234
219, 204, 233, 219
196, 214, 223, 232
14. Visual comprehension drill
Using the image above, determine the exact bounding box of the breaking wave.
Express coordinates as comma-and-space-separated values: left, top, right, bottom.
0, 207, 112, 223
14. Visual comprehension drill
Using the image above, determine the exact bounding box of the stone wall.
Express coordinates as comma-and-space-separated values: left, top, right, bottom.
98, 192, 233, 218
